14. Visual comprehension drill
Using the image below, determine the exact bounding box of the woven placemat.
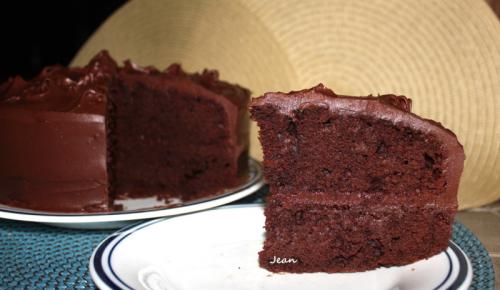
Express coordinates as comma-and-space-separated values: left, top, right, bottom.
451, 222, 496, 290
0, 190, 495, 289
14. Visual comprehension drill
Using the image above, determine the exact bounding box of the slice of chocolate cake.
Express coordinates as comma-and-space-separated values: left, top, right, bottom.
0, 51, 250, 212
250, 84, 464, 273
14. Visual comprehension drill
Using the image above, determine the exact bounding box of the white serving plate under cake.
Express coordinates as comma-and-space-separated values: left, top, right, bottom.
89, 205, 472, 290
0, 159, 264, 229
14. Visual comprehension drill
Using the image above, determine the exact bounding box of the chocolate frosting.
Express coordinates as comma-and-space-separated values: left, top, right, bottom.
252, 84, 459, 140
0, 51, 118, 115
119, 61, 250, 108
0, 52, 120, 212
0, 49, 250, 116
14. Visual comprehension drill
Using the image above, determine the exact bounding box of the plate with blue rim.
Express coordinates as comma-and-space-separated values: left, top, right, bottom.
0, 159, 264, 229
89, 204, 473, 290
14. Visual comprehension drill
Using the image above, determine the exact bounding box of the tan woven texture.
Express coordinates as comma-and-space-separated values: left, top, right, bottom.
72, 0, 500, 209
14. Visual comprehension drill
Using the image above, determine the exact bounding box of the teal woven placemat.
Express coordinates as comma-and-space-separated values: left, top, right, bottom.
0, 190, 495, 289
452, 222, 496, 289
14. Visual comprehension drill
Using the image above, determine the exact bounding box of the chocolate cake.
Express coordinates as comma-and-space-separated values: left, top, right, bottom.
0, 51, 250, 212
250, 84, 464, 273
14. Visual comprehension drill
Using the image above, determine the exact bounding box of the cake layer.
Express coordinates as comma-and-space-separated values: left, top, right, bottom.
0, 109, 108, 212
250, 84, 464, 207
112, 64, 250, 198
259, 193, 456, 273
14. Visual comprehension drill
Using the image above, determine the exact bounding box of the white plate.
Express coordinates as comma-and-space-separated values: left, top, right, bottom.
0, 159, 264, 229
90, 204, 473, 290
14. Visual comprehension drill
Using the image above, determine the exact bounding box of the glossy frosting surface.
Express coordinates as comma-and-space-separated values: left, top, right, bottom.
0, 51, 118, 115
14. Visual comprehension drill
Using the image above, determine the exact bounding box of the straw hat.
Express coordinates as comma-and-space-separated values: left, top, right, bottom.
72, 0, 500, 209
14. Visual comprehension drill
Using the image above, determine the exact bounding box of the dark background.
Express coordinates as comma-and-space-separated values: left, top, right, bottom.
0, 1, 126, 83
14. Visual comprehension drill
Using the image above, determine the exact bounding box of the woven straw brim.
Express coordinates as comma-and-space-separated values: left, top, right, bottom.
72, 0, 500, 209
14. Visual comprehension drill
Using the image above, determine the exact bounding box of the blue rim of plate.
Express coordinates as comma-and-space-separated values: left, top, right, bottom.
89, 204, 473, 290
0, 159, 264, 225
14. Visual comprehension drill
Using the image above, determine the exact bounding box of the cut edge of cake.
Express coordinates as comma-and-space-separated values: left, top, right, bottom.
250, 84, 465, 273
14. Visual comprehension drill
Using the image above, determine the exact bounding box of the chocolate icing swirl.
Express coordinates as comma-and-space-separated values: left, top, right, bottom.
377, 94, 412, 112
0, 51, 118, 115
